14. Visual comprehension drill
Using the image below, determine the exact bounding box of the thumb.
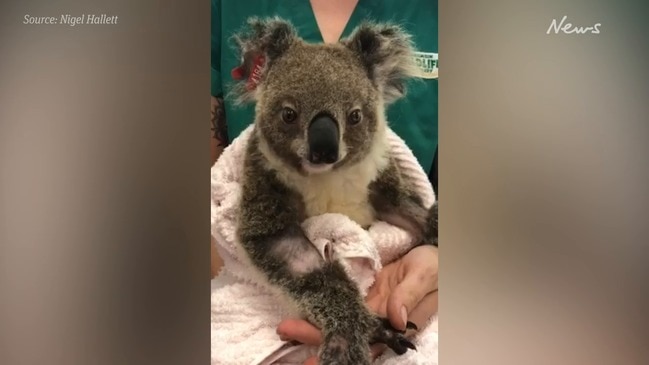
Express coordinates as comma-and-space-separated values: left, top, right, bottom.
386, 272, 434, 331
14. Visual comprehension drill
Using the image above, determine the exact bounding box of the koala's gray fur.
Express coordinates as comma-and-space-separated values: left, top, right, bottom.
231, 17, 438, 365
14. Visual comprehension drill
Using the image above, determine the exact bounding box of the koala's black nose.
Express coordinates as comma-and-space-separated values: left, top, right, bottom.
308, 114, 339, 165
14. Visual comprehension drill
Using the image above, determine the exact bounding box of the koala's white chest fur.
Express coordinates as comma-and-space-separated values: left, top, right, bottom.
291, 162, 380, 227
258, 127, 390, 227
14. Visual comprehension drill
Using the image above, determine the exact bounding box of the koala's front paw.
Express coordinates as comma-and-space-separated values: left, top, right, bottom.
319, 334, 372, 365
370, 317, 417, 355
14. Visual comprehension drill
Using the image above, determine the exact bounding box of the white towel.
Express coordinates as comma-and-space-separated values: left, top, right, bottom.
211, 126, 437, 365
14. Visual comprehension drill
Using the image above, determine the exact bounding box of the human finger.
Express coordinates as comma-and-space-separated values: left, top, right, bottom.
276, 319, 323, 345
386, 268, 436, 330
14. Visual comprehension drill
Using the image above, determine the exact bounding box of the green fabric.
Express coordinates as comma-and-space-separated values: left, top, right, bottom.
212, 0, 437, 173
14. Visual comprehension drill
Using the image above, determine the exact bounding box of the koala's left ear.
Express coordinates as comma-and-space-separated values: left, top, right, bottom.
230, 17, 298, 103
343, 23, 418, 104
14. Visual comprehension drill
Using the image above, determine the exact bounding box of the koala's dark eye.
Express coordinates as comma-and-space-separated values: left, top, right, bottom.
282, 107, 297, 124
348, 110, 362, 125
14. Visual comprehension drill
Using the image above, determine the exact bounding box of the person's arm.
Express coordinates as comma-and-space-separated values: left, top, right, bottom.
210, 0, 227, 278
210, 95, 228, 166
211, 235, 224, 278
210, 96, 227, 278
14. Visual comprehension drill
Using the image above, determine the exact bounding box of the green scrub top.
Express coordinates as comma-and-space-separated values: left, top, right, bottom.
212, 0, 438, 173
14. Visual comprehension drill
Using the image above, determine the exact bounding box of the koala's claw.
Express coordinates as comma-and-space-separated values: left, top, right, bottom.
376, 317, 418, 333
406, 321, 418, 331
370, 317, 417, 355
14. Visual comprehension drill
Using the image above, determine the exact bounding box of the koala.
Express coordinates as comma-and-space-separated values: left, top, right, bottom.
230, 18, 438, 365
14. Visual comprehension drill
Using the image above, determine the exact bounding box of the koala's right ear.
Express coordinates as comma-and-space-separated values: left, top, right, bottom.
229, 17, 298, 103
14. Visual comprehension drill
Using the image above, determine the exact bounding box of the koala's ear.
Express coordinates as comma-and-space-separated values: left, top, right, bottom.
230, 17, 298, 103
343, 23, 418, 104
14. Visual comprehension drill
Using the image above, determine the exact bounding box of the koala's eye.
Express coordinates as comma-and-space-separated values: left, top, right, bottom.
348, 110, 362, 125
282, 107, 297, 124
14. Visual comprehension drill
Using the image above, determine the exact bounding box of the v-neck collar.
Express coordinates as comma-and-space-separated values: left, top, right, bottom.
305, 0, 370, 43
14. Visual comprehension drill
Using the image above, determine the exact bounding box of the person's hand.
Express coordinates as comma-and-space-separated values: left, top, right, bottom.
276, 245, 439, 364
366, 245, 438, 332
276, 319, 385, 365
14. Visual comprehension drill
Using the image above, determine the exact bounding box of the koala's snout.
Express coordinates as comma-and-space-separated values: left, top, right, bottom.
307, 114, 339, 165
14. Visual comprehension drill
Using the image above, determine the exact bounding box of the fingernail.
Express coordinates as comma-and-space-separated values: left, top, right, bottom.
400, 306, 408, 326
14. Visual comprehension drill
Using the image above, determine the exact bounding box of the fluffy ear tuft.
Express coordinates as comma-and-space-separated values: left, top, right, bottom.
229, 17, 298, 104
343, 23, 418, 103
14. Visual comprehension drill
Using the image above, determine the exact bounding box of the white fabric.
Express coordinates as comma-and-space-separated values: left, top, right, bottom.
211, 126, 437, 365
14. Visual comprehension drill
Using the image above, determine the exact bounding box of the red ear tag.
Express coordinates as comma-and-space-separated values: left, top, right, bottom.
246, 55, 265, 91
231, 65, 245, 80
